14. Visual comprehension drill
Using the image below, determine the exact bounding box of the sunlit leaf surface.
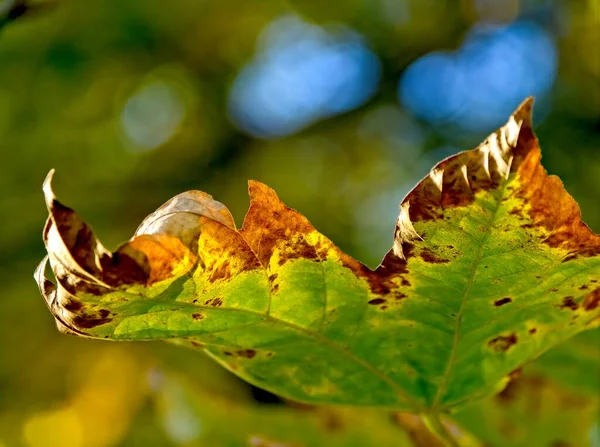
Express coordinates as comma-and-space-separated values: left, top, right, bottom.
35, 98, 600, 412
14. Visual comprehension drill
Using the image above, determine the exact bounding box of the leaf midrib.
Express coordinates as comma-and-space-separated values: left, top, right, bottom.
431, 176, 511, 411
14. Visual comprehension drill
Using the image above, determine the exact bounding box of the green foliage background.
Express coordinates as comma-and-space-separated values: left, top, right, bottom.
0, 0, 598, 446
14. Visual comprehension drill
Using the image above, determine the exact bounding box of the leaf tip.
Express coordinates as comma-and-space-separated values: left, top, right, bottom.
245, 180, 288, 218
42, 169, 57, 209
511, 96, 534, 129
247, 180, 278, 200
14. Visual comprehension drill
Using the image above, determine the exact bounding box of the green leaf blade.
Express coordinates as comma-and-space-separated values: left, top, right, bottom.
35, 97, 600, 412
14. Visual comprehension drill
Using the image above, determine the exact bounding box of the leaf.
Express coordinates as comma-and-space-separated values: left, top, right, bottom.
527, 327, 600, 396
453, 373, 598, 447
150, 370, 421, 447
35, 97, 600, 412
147, 349, 480, 447
391, 413, 480, 447
149, 347, 482, 447
454, 328, 600, 447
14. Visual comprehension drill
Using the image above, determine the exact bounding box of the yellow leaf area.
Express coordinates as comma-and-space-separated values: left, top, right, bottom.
21, 349, 145, 447
35, 98, 600, 416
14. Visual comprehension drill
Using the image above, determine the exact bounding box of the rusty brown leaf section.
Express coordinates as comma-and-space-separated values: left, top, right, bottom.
391, 98, 600, 263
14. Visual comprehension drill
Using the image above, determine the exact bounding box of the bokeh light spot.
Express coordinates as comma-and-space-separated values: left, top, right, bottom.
399, 20, 557, 132
399, 52, 467, 124
0, 0, 14, 15
157, 377, 202, 444
121, 80, 186, 151
229, 15, 381, 138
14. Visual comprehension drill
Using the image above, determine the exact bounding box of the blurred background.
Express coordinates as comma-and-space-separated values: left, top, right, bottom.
0, 0, 598, 445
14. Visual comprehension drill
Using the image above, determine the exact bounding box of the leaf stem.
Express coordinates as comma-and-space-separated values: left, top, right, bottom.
422, 412, 460, 447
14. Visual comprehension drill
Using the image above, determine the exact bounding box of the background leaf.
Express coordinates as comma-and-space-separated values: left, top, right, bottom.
454, 327, 600, 447
454, 374, 598, 447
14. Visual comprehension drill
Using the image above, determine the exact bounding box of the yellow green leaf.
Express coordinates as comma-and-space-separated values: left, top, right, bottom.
35, 97, 600, 413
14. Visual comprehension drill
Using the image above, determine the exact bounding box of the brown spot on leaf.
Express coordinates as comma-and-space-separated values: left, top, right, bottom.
583, 288, 600, 311
209, 260, 231, 282
344, 249, 409, 295
64, 299, 83, 312
190, 341, 204, 348
509, 207, 523, 217
488, 333, 518, 352
529, 328, 537, 334
579, 284, 589, 290
236, 349, 257, 359
205, 297, 223, 307
72, 314, 112, 329
368, 298, 386, 305
420, 248, 449, 264
558, 296, 578, 311
192, 313, 204, 320
494, 297, 512, 306
279, 240, 320, 266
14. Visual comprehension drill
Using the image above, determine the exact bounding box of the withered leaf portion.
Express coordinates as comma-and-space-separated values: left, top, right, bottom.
35, 98, 600, 411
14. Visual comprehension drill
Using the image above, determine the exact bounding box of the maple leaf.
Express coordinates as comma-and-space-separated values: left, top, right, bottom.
35, 97, 600, 413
